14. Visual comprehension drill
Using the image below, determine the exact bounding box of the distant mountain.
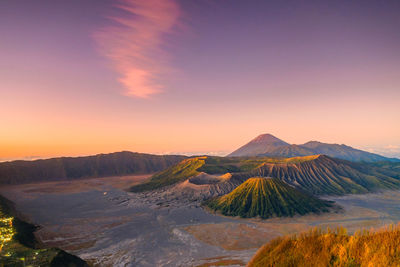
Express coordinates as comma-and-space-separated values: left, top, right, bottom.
0, 151, 186, 185
228, 133, 399, 162
299, 141, 394, 162
206, 177, 334, 218
228, 134, 289, 157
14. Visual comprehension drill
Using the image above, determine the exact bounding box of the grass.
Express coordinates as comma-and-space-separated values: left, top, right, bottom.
130, 157, 206, 192
196, 259, 245, 267
206, 177, 333, 219
198, 155, 320, 174
249, 225, 400, 267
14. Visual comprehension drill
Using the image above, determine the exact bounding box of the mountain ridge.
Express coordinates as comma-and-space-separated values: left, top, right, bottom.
228, 134, 289, 157
130, 155, 400, 195
233, 154, 400, 195
228, 133, 399, 162
0, 151, 186, 185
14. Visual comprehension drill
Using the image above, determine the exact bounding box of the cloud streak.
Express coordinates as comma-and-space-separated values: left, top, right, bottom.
95, 0, 180, 98
364, 145, 400, 158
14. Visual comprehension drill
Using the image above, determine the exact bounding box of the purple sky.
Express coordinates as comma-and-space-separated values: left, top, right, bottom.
1, 0, 400, 159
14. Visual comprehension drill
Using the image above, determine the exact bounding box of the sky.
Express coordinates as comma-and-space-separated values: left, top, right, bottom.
1, 0, 400, 160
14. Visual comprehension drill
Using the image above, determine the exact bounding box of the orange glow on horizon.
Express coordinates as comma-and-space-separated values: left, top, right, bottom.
1, 0, 399, 160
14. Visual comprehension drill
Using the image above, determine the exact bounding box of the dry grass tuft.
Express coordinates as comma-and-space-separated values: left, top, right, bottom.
249, 225, 400, 267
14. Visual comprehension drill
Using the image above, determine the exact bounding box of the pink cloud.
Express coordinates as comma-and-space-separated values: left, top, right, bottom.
95, 0, 181, 98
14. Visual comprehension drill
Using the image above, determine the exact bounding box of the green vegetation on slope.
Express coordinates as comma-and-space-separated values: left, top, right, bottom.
0, 195, 88, 267
248, 226, 400, 267
198, 155, 320, 174
206, 177, 333, 218
129, 155, 321, 192
366, 161, 400, 179
130, 154, 400, 195
130, 157, 206, 192
242, 155, 400, 195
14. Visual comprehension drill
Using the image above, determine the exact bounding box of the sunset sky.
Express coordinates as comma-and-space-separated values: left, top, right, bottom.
1, 0, 400, 160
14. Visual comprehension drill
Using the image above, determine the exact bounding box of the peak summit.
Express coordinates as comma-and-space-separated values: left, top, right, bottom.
251, 134, 286, 144
228, 134, 289, 157
228, 134, 398, 162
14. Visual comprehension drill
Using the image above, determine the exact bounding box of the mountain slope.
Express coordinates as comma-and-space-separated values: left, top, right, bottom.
228, 133, 399, 162
139, 173, 240, 205
130, 155, 400, 195
206, 177, 333, 218
0, 151, 186, 185
300, 141, 394, 162
129, 155, 322, 193
130, 157, 206, 192
261, 144, 315, 158
228, 134, 289, 157
237, 155, 400, 195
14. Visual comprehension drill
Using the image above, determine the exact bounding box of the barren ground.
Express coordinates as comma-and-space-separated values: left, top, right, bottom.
1, 176, 400, 266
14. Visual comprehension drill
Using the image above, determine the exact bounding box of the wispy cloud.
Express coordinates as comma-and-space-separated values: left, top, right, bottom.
95, 0, 181, 98
0, 156, 42, 163
364, 145, 400, 159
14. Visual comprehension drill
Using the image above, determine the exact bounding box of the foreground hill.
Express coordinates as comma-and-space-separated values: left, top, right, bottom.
0, 151, 186, 185
206, 178, 333, 218
0, 195, 89, 266
131, 155, 400, 195
248, 226, 400, 267
228, 133, 399, 162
